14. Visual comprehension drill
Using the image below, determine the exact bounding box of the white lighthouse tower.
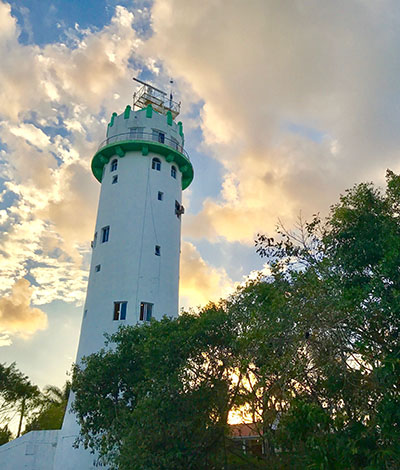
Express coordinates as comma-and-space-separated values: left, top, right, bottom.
53, 80, 194, 469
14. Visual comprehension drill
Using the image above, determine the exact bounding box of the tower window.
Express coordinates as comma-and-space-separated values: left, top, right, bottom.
95, 264, 101, 272
113, 301, 127, 321
152, 158, 161, 171
101, 226, 110, 243
155, 245, 161, 256
111, 159, 118, 172
112, 175, 118, 184
152, 130, 165, 144
140, 302, 153, 322
158, 191, 164, 201
171, 165, 177, 179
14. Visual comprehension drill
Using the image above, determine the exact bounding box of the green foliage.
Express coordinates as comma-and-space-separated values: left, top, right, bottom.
72, 171, 400, 470
73, 311, 239, 469
0, 426, 12, 445
0, 362, 40, 436
24, 382, 70, 432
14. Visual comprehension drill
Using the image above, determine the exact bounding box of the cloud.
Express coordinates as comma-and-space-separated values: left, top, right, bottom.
179, 241, 233, 307
0, 2, 143, 309
150, 0, 400, 242
0, 3, 140, 122
0, 278, 47, 341
2, 0, 400, 325
9, 123, 51, 148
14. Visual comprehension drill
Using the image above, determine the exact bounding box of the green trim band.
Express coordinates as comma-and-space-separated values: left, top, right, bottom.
91, 139, 194, 190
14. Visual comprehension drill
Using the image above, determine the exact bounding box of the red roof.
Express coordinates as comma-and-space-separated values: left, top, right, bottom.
230, 423, 259, 438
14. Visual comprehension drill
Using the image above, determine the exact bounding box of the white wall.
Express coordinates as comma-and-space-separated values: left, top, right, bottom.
0, 430, 59, 470
53, 107, 186, 470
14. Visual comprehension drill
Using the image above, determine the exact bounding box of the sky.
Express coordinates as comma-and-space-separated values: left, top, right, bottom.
1, 0, 400, 391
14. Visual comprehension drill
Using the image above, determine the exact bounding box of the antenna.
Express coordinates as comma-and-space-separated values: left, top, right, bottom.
132, 76, 181, 118
133, 77, 166, 95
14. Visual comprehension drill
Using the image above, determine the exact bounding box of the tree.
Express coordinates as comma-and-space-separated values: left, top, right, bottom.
0, 426, 12, 445
72, 171, 400, 470
72, 311, 241, 470
0, 362, 40, 438
253, 170, 400, 469
24, 382, 70, 433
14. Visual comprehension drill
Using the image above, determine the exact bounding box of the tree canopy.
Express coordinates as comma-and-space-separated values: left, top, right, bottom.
0, 362, 39, 439
24, 382, 70, 433
72, 171, 400, 470
0, 362, 69, 442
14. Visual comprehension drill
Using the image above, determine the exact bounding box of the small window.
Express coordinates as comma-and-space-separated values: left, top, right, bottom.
113, 301, 127, 321
111, 159, 118, 172
83, 309, 88, 318
112, 175, 118, 184
155, 245, 161, 256
101, 226, 110, 243
95, 264, 101, 272
171, 165, 177, 179
175, 200, 185, 219
152, 130, 165, 144
158, 191, 163, 201
152, 158, 161, 171
140, 302, 153, 321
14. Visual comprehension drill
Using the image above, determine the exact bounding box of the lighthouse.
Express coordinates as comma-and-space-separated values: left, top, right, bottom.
53, 80, 194, 469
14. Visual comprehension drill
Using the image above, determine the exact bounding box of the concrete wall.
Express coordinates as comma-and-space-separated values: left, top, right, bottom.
0, 430, 59, 470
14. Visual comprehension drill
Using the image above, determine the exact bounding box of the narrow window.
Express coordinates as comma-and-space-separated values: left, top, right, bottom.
155, 245, 161, 256
158, 191, 163, 201
83, 309, 88, 318
111, 159, 118, 172
113, 301, 127, 321
152, 130, 165, 144
175, 200, 185, 219
152, 158, 161, 171
171, 165, 177, 179
140, 302, 153, 321
112, 175, 118, 184
101, 226, 110, 243
95, 264, 101, 272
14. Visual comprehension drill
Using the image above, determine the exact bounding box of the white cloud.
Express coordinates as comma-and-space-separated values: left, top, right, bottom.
0, 278, 47, 340
1, 0, 400, 333
180, 241, 234, 307
0, 2, 142, 313
9, 123, 51, 148
150, 0, 400, 242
